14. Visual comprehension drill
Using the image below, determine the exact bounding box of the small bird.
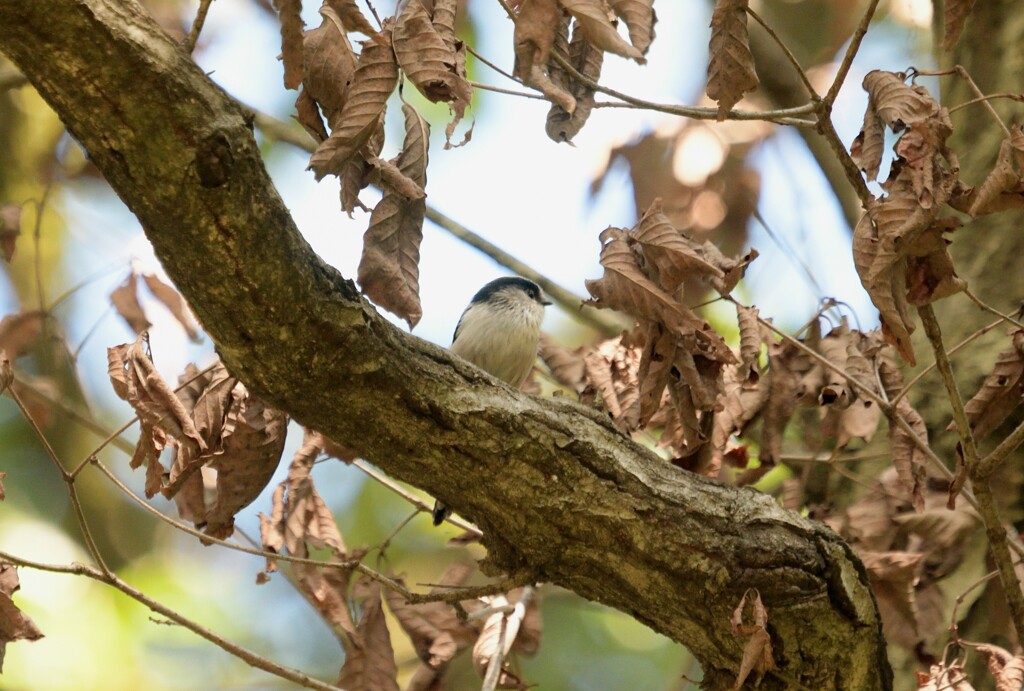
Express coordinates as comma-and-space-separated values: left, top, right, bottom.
432, 277, 550, 526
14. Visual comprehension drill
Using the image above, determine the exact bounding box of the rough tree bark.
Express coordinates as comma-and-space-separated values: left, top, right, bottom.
0, 1, 892, 688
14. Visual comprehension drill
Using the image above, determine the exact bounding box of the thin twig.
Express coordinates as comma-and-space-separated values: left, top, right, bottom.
917, 305, 980, 471
183, 0, 215, 54
977, 418, 1024, 479
0, 549, 343, 691
8, 386, 111, 575
406, 572, 536, 605
824, 0, 881, 106
466, 45, 519, 83
948, 92, 1024, 115
949, 570, 999, 639
32, 182, 53, 312
892, 316, 1005, 405
969, 482, 1024, 641
963, 288, 1024, 329
470, 81, 545, 100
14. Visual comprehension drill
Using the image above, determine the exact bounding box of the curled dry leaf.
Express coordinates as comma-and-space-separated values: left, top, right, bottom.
585, 226, 735, 364
706, 0, 758, 120
636, 322, 677, 427
309, 31, 399, 180
538, 332, 587, 393
735, 304, 761, 381
558, 0, 644, 62
431, 0, 459, 53
969, 128, 1024, 217
940, 0, 977, 50
110, 272, 151, 335
583, 335, 641, 430
976, 644, 1024, 691
546, 18, 603, 143
336, 581, 401, 691
0, 351, 11, 396
730, 589, 773, 690
357, 103, 430, 328
141, 273, 201, 341
758, 340, 800, 469
0, 203, 20, 262
957, 328, 1024, 440
272, 0, 305, 90
515, 0, 576, 114
107, 335, 207, 482
879, 358, 927, 512
302, 6, 359, 131
394, 0, 471, 141
472, 593, 527, 685
608, 0, 656, 55
324, 0, 383, 43
859, 550, 925, 650
0, 563, 44, 671
853, 213, 916, 365
340, 114, 386, 216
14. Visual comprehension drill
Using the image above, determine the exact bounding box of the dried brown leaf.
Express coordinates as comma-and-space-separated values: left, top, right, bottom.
558, 0, 644, 62
583, 336, 641, 430
969, 133, 1022, 217
302, 6, 359, 130
324, 0, 383, 43
545, 18, 603, 143
904, 219, 965, 306
0, 563, 44, 672
394, 0, 471, 134
0, 203, 20, 262
608, 0, 656, 55
879, 359, 927, 511
853, 214, 916, 365
940, 0, 977, 50
357, 103, 429, 327
515, 0, 576, 113
851, 102, 885, 181
273, 0, 305, 90
759, 340, 800, 468
706, 0, 757, 119
637, 322, 677, 427
634, 199, 724, 290
472, 594, 526, 679
730, 590, 773, 689
859, 550, 924, 650
0, 311, 45, 361
538, 332, 587, 392
432, 0, 459, 53
141, 273, 201, 341
585, 227, 735, 363
294, 89, 329, 142
735, 304, 760, 379
958, 328, 1024, 439
201, 388, 289, 539
110, 272, 151, 335
977, 644, 1024, 691
340, 115, 386, 216
309, 32, 398, 180
336, 583, 400, 691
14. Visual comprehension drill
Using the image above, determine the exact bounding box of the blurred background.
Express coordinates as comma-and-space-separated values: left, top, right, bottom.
0, 0, 938, 688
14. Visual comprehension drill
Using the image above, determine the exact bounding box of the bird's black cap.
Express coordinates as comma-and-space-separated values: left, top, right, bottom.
470, 277, 551, 306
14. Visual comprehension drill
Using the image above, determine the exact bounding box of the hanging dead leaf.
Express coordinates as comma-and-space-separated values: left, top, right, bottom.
879, 359, 927, 511
340, 114, 386, 216
141, 273, 201, 341
324, 0, 383, 43
582, 335, 641, 430
0, 203, 20, 262
336, 581, 400, 691
758, 340, 800, 468
976, 644, 1024, 691
941, 0, 977, 50
608, 0, 656, 55
394, 0, 471, 140
706, 0, 757, 119
272, 0, 305, 90
0, 563, 44, 672
472, 593, 527, 684
0, 470, 5, 501
585, 227, 735, 363
859, 550, 924, 650
302, 6, 359, 131
957, 328, 1024, 440
729, 589, 773, 690
546, 18, 603, 143
558, 0, 644, 62
853, 213, 916, 365
735, 304, 761, 381
0, 311, 45, 361
431, 0, 459, 52
636, 322, 677, 427
110, 272, 151, 335
357, 103, 430, 328
969, 128, 1024, 217
309, 31, 399, 180
538, 332, 587, 393
514, 0, 576, 114
107, 335, 207, 478
851, 100, 885, 181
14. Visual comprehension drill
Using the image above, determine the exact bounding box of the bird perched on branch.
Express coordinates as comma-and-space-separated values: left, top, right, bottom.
432, 276, 550, 526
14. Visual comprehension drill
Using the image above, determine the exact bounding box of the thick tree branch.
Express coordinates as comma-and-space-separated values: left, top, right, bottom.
0, 1, 891, 687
